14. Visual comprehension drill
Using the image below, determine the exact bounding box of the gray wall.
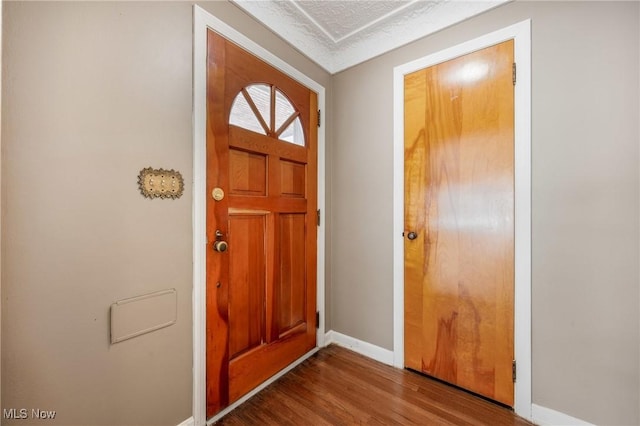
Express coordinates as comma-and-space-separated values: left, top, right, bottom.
331, 1, 639, 425
1, 2, 331, 425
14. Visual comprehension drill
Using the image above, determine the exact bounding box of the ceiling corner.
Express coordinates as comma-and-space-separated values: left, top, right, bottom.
231, 0, 511, 74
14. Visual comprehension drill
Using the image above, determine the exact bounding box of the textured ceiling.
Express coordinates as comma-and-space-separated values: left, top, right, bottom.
293, 0, 418, 42
232, 0, 510, 74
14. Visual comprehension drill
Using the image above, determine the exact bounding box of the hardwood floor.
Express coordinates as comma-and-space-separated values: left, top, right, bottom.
216, 345, 534, 425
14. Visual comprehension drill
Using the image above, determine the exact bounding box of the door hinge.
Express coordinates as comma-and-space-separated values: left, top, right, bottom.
317, 209, 321, 226
315, 311, 320, 329
512, 62, 517, 85
317, 109, 321, 127
512, 360, 517, 382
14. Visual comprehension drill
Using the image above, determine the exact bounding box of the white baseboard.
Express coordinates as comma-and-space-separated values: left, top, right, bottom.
531, 404, 594, 426
177, 417, 195, 426
324, 330, 394, 366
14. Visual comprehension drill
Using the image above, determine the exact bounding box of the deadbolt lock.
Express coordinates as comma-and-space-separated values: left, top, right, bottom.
212, 187, 225, 201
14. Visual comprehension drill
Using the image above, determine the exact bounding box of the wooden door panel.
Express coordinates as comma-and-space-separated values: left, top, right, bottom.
228, 214, 267, 359
277, 213, 307, 335
228, 149, 267, 196
228, 329, 310, 402
404, 40, 514, 406
280, 161, 306, 198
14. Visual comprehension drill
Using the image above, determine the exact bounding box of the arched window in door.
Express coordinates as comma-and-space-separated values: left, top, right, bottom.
229, 83, 305, 146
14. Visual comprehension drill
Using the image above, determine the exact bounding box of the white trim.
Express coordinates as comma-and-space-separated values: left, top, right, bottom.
193, 5, 326, 425
392, 20, 532, 419
206, 348, 319, 425
325, 331, 394, 366
531, 404, 595, 426
177, 417, 195, 426
0, 0, 3, 411
192, 8, 207, 426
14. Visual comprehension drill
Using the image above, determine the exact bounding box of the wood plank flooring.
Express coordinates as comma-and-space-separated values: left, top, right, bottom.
216, 345, 534, 425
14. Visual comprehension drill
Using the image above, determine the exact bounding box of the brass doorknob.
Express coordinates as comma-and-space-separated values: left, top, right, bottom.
407, 232, 418, 240
213, 240, 228, 252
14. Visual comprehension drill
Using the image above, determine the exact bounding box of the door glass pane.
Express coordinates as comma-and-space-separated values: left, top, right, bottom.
275, 89, 296, 131
246, 84, 271, 127
229, 93, 266, 135
279, 116, 305, 146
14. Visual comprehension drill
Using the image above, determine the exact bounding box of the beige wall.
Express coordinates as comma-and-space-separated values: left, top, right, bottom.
1, 2, 331, 425
3, 1, 639, 425
331, 1, 639, 424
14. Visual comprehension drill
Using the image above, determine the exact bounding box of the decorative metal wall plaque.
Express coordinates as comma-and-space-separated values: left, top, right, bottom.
138, 167, 184, 199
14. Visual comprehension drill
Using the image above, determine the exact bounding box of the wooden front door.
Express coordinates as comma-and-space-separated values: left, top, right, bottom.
404, 40, 515, 406
206, 30, 318, 417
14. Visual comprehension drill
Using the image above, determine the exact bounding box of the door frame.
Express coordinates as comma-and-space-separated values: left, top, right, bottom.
392, 20, 532, 419
192, 5, 327, 425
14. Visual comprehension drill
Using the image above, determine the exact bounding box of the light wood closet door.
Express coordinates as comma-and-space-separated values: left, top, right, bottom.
404, 40, 515, 406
